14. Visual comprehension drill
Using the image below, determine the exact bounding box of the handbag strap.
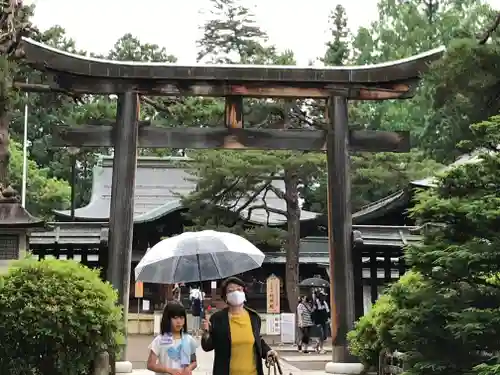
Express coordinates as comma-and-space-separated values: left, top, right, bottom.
265, 357, 283, 375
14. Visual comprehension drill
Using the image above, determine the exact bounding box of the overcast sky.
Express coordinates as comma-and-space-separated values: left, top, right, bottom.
25, 0, 500, 65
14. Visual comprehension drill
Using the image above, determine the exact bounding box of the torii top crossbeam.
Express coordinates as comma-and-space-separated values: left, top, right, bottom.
19, 37, 445, 99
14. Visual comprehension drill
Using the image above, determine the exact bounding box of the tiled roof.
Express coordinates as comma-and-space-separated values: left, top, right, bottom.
55, 155, 320, 225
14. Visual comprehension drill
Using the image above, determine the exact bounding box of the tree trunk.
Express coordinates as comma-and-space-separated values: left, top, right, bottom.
0, 106, 9, 185
284, 167, 300, 313
0, 57, 11, 186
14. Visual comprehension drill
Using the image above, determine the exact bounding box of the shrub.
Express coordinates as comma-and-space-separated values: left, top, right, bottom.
0, 257, 124, 375
347, 271, 423, 369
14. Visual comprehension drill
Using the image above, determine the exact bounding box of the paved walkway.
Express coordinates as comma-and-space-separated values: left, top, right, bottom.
127, 335, 330, 374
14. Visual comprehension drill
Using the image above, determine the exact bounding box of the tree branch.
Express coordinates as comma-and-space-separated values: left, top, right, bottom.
245, 181, 289, 225
354, 152, 407, 179
139, 95, 185, 115
232, 181, 272, 216
266, 183, 290, 204
209, 177, 242, 204
246, 204, 288, 223
290, 102, 327, 129
227, 189, 247, 210
478, 12, 500, 45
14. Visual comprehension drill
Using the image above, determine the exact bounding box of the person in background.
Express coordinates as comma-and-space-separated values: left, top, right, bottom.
147, 303, 198, 375
201, 276, 278, 375
169, 284, 183, 307
313, 291, 330, 354
297, 295, 314, 353
190, 285, 203, 338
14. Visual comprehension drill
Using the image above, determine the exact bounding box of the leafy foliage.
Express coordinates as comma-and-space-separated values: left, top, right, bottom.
348, 116, 500, 375
422, 39, 500, 162
347, 0, 495, 151
183, 149, 325, 311
322, 4, 350, 66
108, 33, 177, 62
0, 257, 124, 375
303, 150, 442, 213
189, 0, 329, 312
347, 272, 424, 369
8, 140, 70, 217
197, 0, 272, 64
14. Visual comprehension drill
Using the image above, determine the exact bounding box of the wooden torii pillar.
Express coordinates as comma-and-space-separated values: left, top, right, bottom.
17, 36, 444, 369
107, 92, 139, 341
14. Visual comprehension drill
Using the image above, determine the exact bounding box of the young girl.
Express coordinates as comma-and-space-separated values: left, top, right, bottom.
147, 303, 198, 375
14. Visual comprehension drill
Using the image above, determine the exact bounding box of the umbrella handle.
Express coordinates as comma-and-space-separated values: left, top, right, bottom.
196, 253, 203, 284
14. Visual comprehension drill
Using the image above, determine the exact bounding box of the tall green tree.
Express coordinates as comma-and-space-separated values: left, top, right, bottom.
188, 0, 325, 311
182, 149, 325, 310
108, 33, 177, 63
421, 35, 500, 162
322, 4, 350, 66
305, 0, 495, 214
197, 0, 271, 64
349, 115, 500, 375
0, 3, 71, 217
304, 2, 443, 214
348, 0, 494, 144
302, 150, 442, 213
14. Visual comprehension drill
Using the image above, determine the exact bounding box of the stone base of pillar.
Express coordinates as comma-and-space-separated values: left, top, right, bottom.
115, 361, 133, 373
325, 362, 364, 375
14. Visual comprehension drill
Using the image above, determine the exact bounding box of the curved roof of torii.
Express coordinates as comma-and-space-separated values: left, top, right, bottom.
54, 155, 320, 226
19, 37, 445, 92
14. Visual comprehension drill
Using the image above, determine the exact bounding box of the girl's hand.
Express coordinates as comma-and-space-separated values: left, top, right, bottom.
182, 369, 192, 375
168, 369, 182, 375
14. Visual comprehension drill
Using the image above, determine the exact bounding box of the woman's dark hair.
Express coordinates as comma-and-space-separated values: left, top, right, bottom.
160, 303, 188, 335
221, 276, 246, 300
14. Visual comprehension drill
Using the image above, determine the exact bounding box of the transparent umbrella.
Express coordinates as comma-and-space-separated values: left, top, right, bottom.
134, 230, 265, 284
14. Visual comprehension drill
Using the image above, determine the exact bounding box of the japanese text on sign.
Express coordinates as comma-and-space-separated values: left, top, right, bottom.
266, 275, 280, 314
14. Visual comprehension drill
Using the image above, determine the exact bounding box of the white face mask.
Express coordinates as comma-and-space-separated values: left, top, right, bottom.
226, 290, 246, 306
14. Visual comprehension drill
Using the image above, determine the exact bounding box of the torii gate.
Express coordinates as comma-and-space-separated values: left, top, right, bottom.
17, 36, 443, 370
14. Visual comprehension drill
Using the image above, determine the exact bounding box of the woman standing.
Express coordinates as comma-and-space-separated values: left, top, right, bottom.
313, 291, 330, 354
201, 276, 278, 375
297, 295, 314, 353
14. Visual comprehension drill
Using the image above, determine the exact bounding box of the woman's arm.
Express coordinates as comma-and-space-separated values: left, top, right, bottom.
297, 304, 304, 326
200, 315, 215, 351
260, 336, 273, 359
201, 332, 213, 351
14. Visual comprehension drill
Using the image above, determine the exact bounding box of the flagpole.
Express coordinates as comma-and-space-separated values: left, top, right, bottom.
21, 78, 28, 208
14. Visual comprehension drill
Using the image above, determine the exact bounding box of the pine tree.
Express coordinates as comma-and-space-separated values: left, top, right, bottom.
322, 4, 350, 66
197, 0, 271, 64
191, 0, 326, 311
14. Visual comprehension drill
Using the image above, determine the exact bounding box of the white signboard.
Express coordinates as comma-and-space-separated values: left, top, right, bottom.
266, 314, 281, 335
142, 299, 150, 311
154, 312, 162, 335
211, 281, 217, 289
280, 313, 296, 344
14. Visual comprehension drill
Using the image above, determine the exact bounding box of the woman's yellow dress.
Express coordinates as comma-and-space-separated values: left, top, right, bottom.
229, 309, 258, 375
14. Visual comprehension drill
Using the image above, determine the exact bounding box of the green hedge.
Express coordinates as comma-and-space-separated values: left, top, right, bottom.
0, 257, 124, 375
347, 271, 423, 369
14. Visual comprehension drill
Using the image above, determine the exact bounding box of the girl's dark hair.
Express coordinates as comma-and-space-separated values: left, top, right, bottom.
160, 303, 188, 335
